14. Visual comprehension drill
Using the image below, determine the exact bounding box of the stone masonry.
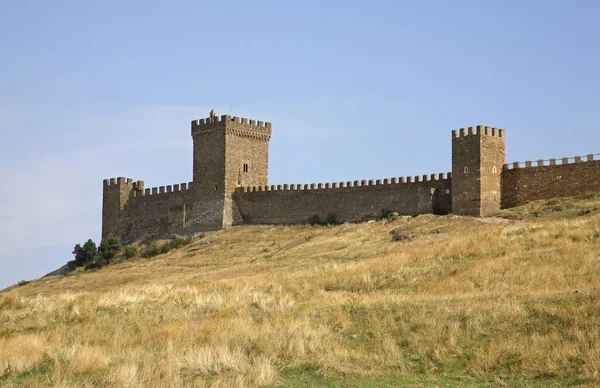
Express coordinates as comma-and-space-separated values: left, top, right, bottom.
102, 112, 600, 242
452, 127, 505, 216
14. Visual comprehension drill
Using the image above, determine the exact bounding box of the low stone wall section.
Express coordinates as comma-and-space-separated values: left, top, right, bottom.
501, 154, 600, 208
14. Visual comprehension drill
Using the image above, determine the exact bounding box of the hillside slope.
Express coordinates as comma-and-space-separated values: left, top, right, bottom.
2, 195, 600, 387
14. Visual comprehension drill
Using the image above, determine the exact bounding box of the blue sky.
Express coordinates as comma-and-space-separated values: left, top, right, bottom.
1, 0, 599, 289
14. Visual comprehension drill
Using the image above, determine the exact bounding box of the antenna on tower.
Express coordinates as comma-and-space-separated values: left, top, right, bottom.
228, 100, 234, 115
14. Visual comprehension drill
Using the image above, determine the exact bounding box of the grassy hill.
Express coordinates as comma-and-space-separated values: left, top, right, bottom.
2, 194, 600, 387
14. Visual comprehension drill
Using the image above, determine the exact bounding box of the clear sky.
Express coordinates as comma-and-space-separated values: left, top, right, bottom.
1, 0, 599, 289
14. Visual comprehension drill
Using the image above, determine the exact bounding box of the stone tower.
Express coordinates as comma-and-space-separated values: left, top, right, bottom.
191, 111, 272, 228
102, 177, 143, 238
451, 126, 505, 216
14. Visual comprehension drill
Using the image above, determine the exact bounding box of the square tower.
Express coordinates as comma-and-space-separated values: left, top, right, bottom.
451, 126, 505, 216
191, 112, 271, 227
102, 177, 144, 239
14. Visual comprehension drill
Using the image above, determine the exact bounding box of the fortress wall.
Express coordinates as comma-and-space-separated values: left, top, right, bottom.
104, 181, 228, 242
233, 174, 452, 225
501, 155, 600, 208
116, 182, 196, 241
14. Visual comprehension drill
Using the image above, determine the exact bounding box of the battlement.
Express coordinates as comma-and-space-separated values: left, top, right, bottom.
503, 153, 598, 170
452, 125, 505, 138
103, 177, 144, 190
103, 177, 131, 186
235, 172, 452, 194
191, 114, 272, 140
132, 182, 194, 198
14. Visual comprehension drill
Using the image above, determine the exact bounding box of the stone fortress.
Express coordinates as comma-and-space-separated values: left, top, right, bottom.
102, 110, 600, 241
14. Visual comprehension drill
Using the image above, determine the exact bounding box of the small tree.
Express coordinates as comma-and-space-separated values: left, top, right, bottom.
72, 239, 97, 267
99, 236, 122, 263
72, 244, 83, 265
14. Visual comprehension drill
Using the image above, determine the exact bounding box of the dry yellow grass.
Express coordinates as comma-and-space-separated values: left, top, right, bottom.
2, 196, 600, 387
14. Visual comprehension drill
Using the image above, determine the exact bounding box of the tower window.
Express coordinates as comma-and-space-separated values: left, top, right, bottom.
492, 166, 498, 175
243, 163, 249, 173
464, 166, 468, 175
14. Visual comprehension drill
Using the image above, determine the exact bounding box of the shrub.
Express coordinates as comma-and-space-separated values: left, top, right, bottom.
17, 280, 30, 287
84, 261, 102, 271
84, 260, 105, 271
142, 243, 160, 258
159, 242, 172, 254
575, 192, 596, 201
124, 245, 137, 258
99, 236, 122, 263
307, 214, 321, 226
380, 209, 393, 220
325, 213, 341, 225
170, 235, 192, 249
388, 212, 399, 221
141, 233, 153, 246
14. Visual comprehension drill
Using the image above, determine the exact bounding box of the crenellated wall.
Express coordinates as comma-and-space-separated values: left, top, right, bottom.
501, 154, 600, 208
102, 178, 236, 242
234, 173, 452, 225
103, 111, 600, 243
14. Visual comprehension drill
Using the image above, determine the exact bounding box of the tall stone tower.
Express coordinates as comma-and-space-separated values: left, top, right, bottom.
191, 111, 272, 228
451, 126, 505, 216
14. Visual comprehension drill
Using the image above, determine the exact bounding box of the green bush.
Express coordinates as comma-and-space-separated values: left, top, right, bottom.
306, 213, 342, 226
170, 235, 192, 249
380, 209, 393, 220
142, 243, 159, 258
307, 214, 321, 226
84, 259, 106, 271
159, 242, 172, 254
141, 237, 191, 258
83, 257, 108, 271
17, 280, 30, 287
124, 245, 137, 258
389, 212, 399, 221
99, 236, 122, 263
141, 233, 153, 247
575, 192, 596, 201
325, 213, 341, 225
